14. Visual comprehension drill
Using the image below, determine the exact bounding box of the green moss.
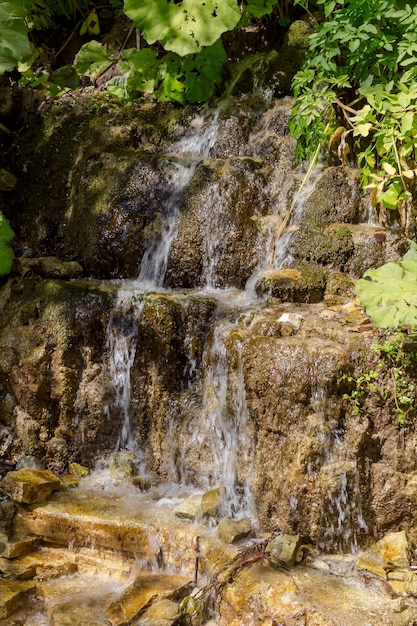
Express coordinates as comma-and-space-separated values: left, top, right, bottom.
256, 261, 326, 303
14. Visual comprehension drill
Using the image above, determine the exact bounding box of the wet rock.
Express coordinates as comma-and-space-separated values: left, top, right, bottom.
109, 451, 136, 480
376, 531, 410, 570
15, 455, 44, 471
12, 256, 83, 279
256, 263, 326, 303
357, 531, 410, 579
68, 462, 89, 478
45, 437, 69, 474
266, 534, 301, 567
106, 572, 192, 626
136, 597, 180, 624
0, 501, 15, 537
0, 534, 38, 559
0, 579, 37, 619
217, 518, 252, 544
0, 426, 14, 456
0, 546, 77, 580
200, 487, 226, 518
175, 494, 203, 521
356, 551, 387, 579
2, 468, 62, 504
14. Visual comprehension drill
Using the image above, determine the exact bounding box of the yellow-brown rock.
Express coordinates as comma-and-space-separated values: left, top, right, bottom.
106, 572, 192, 626
0, 579, 37, 619
2, 468, 62, 504
0, 533, 38, 559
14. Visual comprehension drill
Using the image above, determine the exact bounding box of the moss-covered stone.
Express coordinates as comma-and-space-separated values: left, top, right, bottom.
255, 261, 326, 303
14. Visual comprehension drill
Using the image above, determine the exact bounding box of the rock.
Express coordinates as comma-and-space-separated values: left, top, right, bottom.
132, 475, 159, 490
106, 573, 192, 626
376, 531, 410, 570
0, 579, 37, 619
175, 494, 203, 521
2, 468, 62, 504
134, 597, 180, 624
0, 534, 38, 559
217, 518, 252, 544
68, 462, 89, 477
0, 546, 77, 580
356, 551, 386, 579
12, 256, 83, 279
200, 487, 226, 518
266, 534, 301, 567
15, 455, 44, 470
0, 500, 15, 537
277, 312, 304, 330
404, 571, 417, 596
256, 262, 326, 303
357, 531, 410, 579
109, 451, 137, 480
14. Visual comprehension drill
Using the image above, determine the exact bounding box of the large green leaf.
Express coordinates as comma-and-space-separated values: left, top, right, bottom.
356, 241, 417, 327
73, 41, 113, 79
123, 0, 241, 56
0, 211, 14, 275
0, 2, 32, 73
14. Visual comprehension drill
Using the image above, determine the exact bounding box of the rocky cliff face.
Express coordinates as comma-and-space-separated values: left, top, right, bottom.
0, 84, 415, 553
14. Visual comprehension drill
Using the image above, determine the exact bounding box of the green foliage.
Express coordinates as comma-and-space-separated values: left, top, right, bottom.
124, 0, 241, 56
340, 370, 379, 414
356, 241, 417, 328
0, 1, 33, 73
289, 0, 417, 217
74, 39, 227, 103
0, 212, 15, 275
341, 329, 417, 426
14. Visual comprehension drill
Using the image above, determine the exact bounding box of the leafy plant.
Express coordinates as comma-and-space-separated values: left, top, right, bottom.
356, 241, 417, 328
0, 212, 15, 275
341, 329, 417, 426
0, 1, 33, 74
289, 0, 417, 222
74, 38, 227, 104
124, 0, 241, 56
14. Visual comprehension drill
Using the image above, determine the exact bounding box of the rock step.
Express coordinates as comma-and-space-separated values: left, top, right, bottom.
12, 488, 210, 576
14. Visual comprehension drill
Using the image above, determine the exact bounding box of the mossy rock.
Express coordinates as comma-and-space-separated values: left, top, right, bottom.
255, 262, 326, 303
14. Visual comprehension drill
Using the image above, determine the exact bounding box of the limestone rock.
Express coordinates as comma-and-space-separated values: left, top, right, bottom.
2, 468, 62, 504
12, 256, 83, 279
0, 501, 16, 537
217, 518, 252, 544
0, 579, 37, 619
0, 534, 38, 559
175, 494, 203, 521
135, 598, 180, 625
106, 573, 192, 626
356, 551, 386, 579
68, 463, 90, 478
376, 531, 410, 570
0, 546, 77, 580
109, 451, 136, 480
200, 487, 226, 518
266, 534, 301, 567
15, 455, 44, 470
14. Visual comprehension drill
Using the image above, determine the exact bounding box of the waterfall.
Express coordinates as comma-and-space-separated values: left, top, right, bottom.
104, 288, 146, 465
188, 313, 257, 522
137, 113, 220, 289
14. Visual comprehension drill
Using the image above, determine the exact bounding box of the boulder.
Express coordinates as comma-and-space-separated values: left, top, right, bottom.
217, 518, 252, 544
2, 468, 62, 504
266, 533, 301, 567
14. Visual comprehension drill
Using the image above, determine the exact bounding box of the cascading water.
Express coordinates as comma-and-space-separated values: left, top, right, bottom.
189, 315, 257, 521
102, 89, 368, 553
137, 114, 220, 289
